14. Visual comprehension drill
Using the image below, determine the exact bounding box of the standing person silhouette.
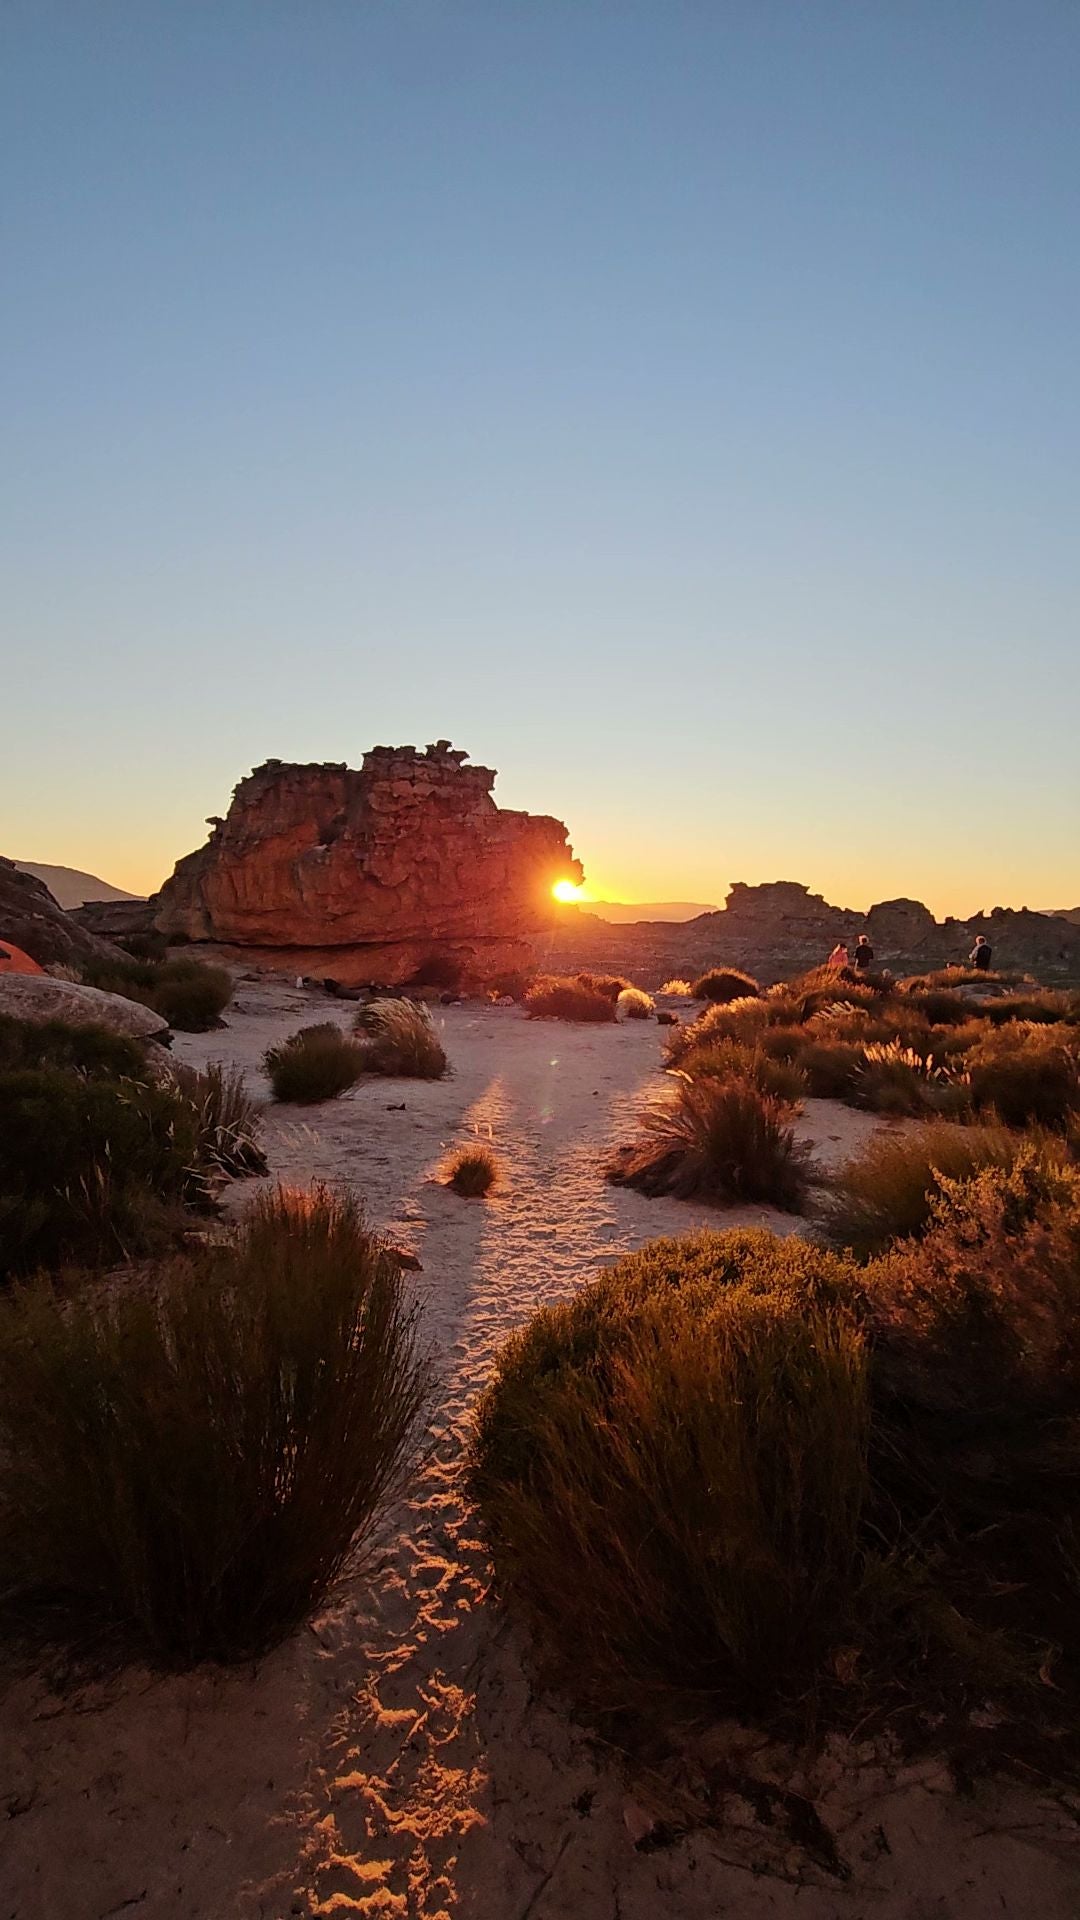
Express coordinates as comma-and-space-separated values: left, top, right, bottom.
852, 933, 875, 972
827, 941, 850, 970
969, 934, 993, 971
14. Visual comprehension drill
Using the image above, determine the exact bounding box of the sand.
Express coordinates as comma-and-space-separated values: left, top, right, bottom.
4, 979, 1080, 1919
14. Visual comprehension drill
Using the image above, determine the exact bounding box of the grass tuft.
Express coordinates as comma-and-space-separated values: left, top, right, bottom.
691, 967, 761, 1003
617, 986, 655, 1020
353, 998, 448, 1078
445, 1145, 499, 1196
823, 1119, 1046, 1259
0, 1185, 431, 1663
609, 1074, 810, 1209
264, 1024, 365, 1103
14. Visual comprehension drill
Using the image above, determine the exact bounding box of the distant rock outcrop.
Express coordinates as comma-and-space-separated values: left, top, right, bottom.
154, 742, 582, 985
0, 857, 125, 972
544, 880, 1080, 986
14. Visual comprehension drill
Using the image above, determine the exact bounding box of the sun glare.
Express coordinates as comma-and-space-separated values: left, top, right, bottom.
552, 880, 584, 904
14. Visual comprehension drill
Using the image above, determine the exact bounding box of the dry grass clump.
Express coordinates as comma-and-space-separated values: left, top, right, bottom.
690, 967, 760, 1003
0, 1186, 431, 1664
659, 978, 693, 996
445, 1145, 499, 1196
354, 998, 448, 1077
486, 968, 534, 1002
470, 1231, 867, 1713
823, 1119, 1043, 1259
899, 967, 1014, 991
981, 991, 1074, 1025
676, 1037, 808, 1106
264, 1024, 365, 1103
609, 1075, 811, 1210
524, 976, 618, 1023
81, 954, 234, 1031
617, 986, 655, 1020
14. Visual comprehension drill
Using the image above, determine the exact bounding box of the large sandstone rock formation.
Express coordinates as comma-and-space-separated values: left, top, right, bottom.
0, 857, 125, 972
154, 742, 582, 985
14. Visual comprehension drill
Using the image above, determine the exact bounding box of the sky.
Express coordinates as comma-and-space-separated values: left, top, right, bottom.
2, 0, 1077, 918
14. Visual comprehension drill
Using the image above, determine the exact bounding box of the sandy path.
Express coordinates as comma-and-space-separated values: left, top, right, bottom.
4, 982, 1080, 1919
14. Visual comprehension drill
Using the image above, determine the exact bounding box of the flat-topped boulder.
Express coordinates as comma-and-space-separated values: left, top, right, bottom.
153, 742, 582, 985
0, 972, 171, 1043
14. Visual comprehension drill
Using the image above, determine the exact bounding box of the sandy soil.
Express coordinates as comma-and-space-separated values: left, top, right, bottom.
4, 979, 1080, 1919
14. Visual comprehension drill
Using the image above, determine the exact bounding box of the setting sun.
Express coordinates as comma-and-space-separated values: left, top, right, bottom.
552, 879, 585, 904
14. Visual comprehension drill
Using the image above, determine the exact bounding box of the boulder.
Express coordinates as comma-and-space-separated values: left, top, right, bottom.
0, 973, 171, 1044
0, 857, 126, 972
153, 742, 583, 985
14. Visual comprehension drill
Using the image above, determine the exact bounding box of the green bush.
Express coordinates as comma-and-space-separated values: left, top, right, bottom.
0, 1012, 147, 1081
353, 998, 448, 1077
691, 967, 761, 1004
445, 1146, 498, 1196
824, 1119, 1039, 1259
676, 1037, 808, 1105
853, 1041, 965, 1118
524, 976, 618, 1023
0, 1186, 431, 1663
81, 954, 233, 1032
264, 1024, 365, 1103
981, 992, 1073, 1026
470, 1230, 867, 1712
0, 1067, 199, 1276
609, 1075, 810, 1209
792, 1037, 865, 1099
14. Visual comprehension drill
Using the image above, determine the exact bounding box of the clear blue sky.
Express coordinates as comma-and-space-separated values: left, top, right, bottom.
2, 0, 1077, 914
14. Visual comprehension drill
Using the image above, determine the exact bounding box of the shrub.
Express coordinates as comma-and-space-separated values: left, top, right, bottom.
981, 991, 1073, 1027
524, 976, 618, 1023
617, 986, 655, 1020
0, 1067, 200, 1277
853, 1041, 965, 1118
897, 987, 977, 1028
407, 953, 465, 992
445, 1146, 498, 1196
793, 1038, 865, 1099
659, 979, 693, 996
486, 969, 534, 1002
664, 995, 771, 1062
264, 1024, 365, 1103
677, 1038, 808, 1105
866, 1154, 1080, 1416
691, 967, 760, 1004
470, 1230, 867, 1712
0, 1012, 147, 1082
0, 1186, 431, 1662
824, 1119, 1039, 1260
353, 998, 448, 1077
966, 1028, 1080, 1129
171, 1061, 268, 1178
609, 1075, 810, 1210
576, 972, 632, 1002
81, 954, 233, 1032
899, 967, 1013, 991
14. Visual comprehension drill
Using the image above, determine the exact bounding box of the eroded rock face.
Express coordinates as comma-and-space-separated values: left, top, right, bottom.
0, 858, 125, 972
154, 742, 582, 984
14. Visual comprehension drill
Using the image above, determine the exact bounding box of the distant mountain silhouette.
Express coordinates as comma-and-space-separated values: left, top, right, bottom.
14, 862, 143, 910
583, 900, 719, 924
